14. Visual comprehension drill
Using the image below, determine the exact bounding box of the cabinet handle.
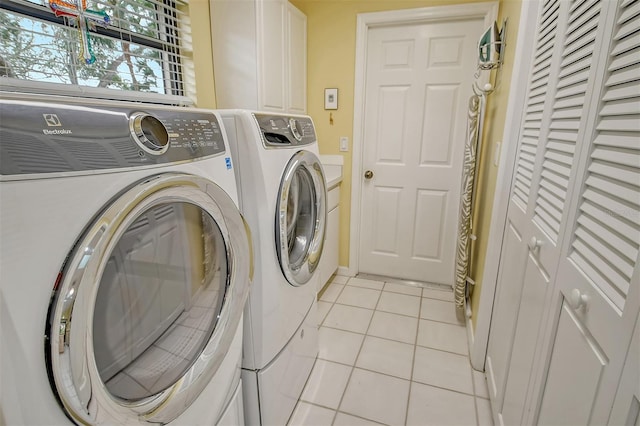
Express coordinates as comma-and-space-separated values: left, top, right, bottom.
528, 236, 542, 250
567, 288, 590, 310
364, 170, 374, 180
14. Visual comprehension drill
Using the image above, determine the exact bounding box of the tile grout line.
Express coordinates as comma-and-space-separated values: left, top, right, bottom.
316, 278, 476, 425
333, 300, 423, 321
329, 295, 464, 327
321, 291, 471, 358
316, 278, 344, 426
465, 325, 481, 426
331, 277, 385, 426
331, 278, 382, 425
319, 282, 346, 306
335, 286, 383, 311
419, 316, 467, 327
320, 281, 347, 320
404, 287, 423, 425
314, 352, 480, 399
321, 318, 468, 354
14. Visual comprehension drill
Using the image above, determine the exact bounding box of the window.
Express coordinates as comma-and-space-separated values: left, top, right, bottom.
0, 0, 190, 101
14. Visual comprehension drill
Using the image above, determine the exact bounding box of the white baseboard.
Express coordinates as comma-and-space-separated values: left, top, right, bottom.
336, 266, 353, 277
466, 307, 483, 372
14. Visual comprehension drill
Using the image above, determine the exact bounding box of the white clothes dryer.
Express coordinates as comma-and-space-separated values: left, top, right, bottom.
220, 111, 327, 426
0, 94, 252, 425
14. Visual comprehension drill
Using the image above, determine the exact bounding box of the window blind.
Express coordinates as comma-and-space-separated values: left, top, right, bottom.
0, 0, 191, 102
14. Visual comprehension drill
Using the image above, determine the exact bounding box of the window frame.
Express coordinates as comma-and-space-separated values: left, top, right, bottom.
0, 0, 191, 105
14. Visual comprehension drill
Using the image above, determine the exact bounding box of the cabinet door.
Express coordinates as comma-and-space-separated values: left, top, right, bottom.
258, 0, 287, 111
319, 205, 340, 292
210, 0, 260, 109
287, 3, 307, 113
317, 182, 340, 292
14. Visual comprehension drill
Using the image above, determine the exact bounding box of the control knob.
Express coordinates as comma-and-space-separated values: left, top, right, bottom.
130, 112, 169, 155
289, 118, 303, 142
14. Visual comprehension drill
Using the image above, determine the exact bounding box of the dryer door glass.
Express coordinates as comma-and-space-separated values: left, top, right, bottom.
93, 202, 227, 401
276, 151, 327, 286
46, 174, 252, 425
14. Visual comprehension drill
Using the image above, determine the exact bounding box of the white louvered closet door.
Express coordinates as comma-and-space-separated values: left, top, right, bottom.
485, 0, 563, 421
500, 0, 611, 423
536, 0, 640, 424
485, 0, 640, 424
484, 0, 603, 421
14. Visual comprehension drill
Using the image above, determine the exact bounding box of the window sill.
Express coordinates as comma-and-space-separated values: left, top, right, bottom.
0, 77, 193, 107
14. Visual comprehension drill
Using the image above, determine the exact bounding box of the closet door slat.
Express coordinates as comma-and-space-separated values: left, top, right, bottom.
512, 0, 561, 210
533, 0, 602, 242
569, 0, 640, 310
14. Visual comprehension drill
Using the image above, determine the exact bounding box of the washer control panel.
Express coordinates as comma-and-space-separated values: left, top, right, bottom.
0, 97, 227, 176
136, 112, 225, 154
253, 113, 316, 147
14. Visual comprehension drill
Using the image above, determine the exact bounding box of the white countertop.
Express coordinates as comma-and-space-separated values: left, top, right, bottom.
320, 155, 343, 189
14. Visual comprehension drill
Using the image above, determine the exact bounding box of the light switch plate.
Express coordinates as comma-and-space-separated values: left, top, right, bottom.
339, 136, 349, 152
493, 141, 501, 166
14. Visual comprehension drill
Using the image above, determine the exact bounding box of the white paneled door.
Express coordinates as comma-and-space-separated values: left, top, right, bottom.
359, 18, 484, 285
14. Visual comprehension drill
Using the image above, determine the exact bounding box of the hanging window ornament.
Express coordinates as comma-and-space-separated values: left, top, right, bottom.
49, 0, 111, 65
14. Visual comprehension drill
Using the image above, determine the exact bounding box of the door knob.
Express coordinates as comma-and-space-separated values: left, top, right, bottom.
364, 170, 374, 179
528, 236, 542, 250
568, 288, 590, 310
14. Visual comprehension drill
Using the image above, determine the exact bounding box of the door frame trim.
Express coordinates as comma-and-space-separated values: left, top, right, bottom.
348, 2, 498, 275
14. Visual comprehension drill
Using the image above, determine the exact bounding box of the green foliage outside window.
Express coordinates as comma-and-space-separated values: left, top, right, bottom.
0, 0, 184, 96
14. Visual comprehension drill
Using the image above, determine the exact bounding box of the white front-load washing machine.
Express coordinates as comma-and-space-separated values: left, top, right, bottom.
220, 110, 327, 425
0, 94, 252, 425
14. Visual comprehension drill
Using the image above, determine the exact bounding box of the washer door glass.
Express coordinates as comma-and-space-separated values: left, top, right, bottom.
93, 202, 227, 401
276, 150, 327, 286
46, 174, 252, 425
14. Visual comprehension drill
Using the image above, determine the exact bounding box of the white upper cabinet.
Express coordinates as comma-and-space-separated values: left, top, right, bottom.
286, 4, 307, 113
210, 0, 307, 113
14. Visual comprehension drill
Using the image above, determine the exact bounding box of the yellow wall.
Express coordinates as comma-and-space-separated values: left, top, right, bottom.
195, 0, 522, 328
185, 1, 217, 108
291, 0, 523, 328
469, 0, 522, 329
291, 0, 495, 268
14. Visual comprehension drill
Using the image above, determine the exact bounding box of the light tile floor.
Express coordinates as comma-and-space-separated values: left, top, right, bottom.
289, 276, 494, 426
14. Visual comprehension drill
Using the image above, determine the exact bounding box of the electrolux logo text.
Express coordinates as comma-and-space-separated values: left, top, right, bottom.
43, 128, 73, 135
42, 113, 73, 135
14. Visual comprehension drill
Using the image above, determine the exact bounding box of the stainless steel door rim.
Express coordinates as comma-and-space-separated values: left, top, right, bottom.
45, 173, 252, 425
276, 150, 327, 287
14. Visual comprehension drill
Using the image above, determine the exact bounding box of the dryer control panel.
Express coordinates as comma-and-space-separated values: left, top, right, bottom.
253, 113, 316, 147
0, 97, 226, 176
